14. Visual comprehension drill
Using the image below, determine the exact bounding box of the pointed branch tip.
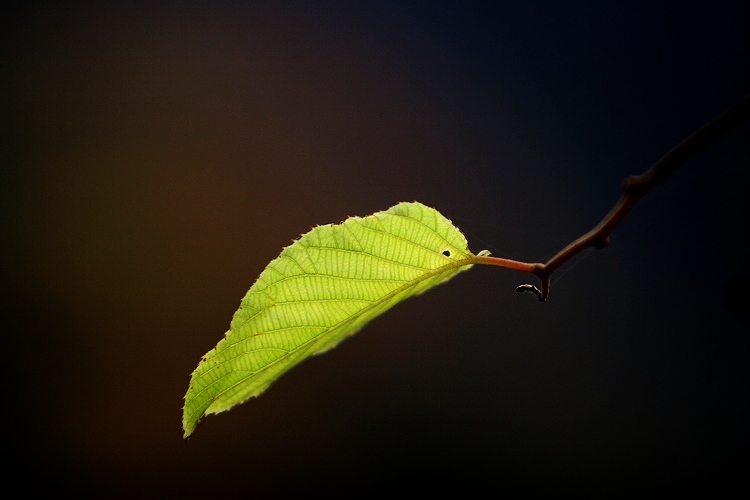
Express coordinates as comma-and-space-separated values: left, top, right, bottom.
515, 284, 545, 302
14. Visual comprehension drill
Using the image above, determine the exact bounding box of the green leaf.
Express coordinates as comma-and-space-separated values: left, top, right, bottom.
182, 201, 481, 439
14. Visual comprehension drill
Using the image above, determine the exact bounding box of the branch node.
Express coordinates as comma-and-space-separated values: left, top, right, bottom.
593, 235, 610, 249
623, 174, 643, 189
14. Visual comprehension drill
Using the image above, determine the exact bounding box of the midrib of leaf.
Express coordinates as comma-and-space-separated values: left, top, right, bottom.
192, 253, 474, 416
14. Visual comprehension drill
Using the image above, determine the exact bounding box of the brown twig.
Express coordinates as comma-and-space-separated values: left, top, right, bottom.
474, 93, 750, 301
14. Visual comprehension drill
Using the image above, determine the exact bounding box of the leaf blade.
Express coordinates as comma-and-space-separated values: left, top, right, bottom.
182, 201, 477, 438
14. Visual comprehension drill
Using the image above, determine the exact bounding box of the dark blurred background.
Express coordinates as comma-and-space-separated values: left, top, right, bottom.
2, 0, 748, 495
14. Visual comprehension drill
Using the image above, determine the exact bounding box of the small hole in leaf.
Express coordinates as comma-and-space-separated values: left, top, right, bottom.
442, 249, 451, 257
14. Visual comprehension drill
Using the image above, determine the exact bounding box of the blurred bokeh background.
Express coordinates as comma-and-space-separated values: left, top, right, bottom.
2, 0, 748, 495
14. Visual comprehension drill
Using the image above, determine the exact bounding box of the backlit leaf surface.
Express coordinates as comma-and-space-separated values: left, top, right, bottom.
183, 201, 479, 438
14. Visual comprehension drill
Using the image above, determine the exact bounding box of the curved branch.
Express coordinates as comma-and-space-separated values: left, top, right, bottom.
475, 93, 750, 301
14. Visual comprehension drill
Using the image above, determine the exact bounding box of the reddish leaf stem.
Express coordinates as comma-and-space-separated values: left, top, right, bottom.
474, 93, 750, 302
471, 254, 541, 274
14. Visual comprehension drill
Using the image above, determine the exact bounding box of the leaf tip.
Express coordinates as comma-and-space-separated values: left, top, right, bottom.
182, 414, 200, 440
